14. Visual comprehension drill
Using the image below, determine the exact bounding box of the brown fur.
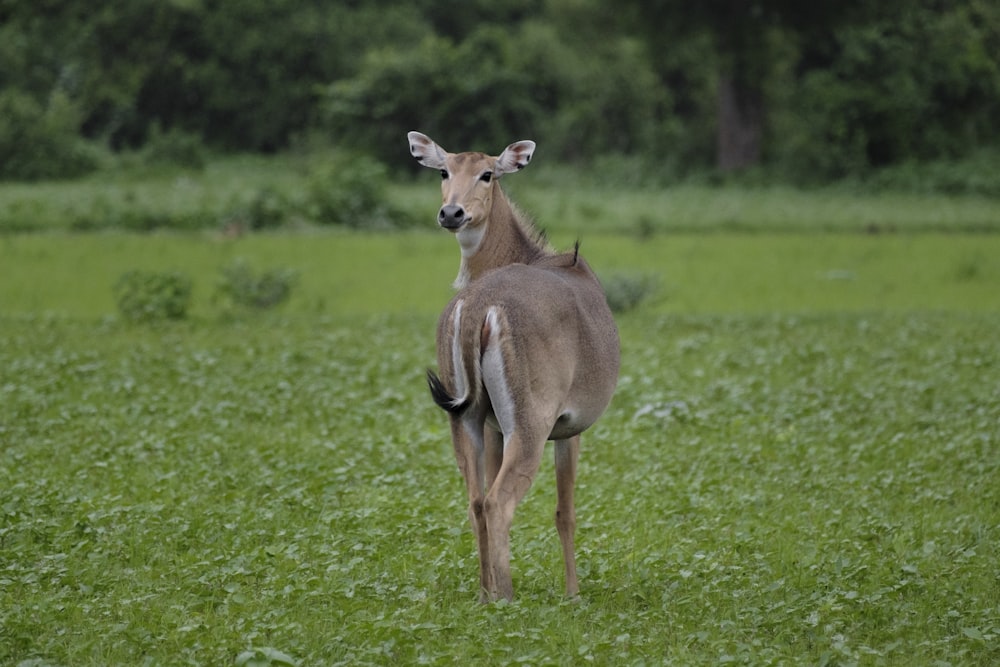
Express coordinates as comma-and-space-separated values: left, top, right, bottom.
410, 131, 620, 601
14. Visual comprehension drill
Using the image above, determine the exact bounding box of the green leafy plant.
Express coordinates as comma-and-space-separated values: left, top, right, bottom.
141, 124, 207, 171
0, 89, 102, 181
235, 647, 298, 667
304, 153, 416, 229
223, 187, 293, 233
216, 259, 296, 310
602, 271, 659, 313
244, 187, 291, 230
113, 269, 192, 322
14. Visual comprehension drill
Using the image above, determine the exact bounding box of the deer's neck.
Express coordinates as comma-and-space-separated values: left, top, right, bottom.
454, 191, 544, 289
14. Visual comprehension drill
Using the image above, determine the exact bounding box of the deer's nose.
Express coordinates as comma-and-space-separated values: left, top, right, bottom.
438, 204, 466, 230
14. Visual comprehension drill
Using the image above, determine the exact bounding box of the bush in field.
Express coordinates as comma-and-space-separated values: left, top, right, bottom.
71, 195, 207, 233
224, 187, 292, 232
141, 124, 207, 170
602, 271, 659, 313
114, 270, 192, 322
864, 150, 1000, 198
0, 90, 102, 181
216, 259, 296, 310
246, 187, 291, 230
305, 153, 415, 229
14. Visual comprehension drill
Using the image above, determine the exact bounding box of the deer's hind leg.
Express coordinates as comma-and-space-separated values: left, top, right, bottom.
482, 425, 547, 601
554, 435, 580, 598
449, 415, 493, 602
485, 426, 504, 491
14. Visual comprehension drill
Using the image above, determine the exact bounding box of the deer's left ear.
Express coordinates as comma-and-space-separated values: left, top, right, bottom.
408, 131, 450, 170
495, 140, 535, 176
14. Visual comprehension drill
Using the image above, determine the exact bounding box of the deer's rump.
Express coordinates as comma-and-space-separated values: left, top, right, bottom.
430, 262, 620, 441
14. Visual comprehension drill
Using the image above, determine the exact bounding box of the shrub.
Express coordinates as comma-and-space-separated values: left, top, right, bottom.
114, 270, 193, 322
863, 151, 1000, 197
70, 195, 208, 232
602, 272, 659, 313
304, 153, 415, 229
0, 89, 101, 181
141, 124, 207, 170
223, 187, 292, 232
246, 187, 291, 230
216, 260, 297, 310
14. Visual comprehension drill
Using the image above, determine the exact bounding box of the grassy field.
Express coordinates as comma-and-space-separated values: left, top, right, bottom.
2, 231, 999, 319
1, 163, 999, 664
2, 308, 998, 665
2, 154, 1000, 235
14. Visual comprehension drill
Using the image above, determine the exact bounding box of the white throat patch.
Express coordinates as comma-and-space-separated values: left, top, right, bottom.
453, 224, 486, 289
456, 224, 485, 257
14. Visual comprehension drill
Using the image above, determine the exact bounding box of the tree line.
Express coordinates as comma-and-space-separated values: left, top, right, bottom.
2, 0, 998, 184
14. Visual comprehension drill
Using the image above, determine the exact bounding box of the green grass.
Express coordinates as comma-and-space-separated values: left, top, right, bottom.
0, 156, 292, 233
504, 179, 1000, 235
1, 309, 997, 665
1, 162, 998, 664
1, 232, 999, 319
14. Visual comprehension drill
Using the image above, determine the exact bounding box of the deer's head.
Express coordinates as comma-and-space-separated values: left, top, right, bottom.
408, 131, 535, 233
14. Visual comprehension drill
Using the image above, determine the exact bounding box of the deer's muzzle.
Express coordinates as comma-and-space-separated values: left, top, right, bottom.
438, 204, 467, 230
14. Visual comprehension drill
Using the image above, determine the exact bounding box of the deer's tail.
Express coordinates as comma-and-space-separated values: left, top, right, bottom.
427, 299, 482, 416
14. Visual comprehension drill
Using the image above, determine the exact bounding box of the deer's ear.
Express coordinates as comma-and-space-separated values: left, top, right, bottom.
495, 140, 535, 175
408, 131, 450, 170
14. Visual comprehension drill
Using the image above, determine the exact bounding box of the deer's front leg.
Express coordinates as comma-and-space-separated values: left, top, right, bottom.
450, 416, 492, 602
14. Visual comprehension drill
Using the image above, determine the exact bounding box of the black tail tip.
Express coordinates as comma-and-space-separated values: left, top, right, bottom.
427, 368, 466, 414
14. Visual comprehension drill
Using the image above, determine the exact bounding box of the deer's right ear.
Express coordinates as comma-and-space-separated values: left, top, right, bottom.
408, 131, 449, 170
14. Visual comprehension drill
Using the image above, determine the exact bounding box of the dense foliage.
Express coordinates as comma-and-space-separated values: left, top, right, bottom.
1, 0, 998, 183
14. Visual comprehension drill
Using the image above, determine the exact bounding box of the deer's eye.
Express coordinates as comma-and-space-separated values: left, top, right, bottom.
439, 170, 449, 180
480, 171, 493, 183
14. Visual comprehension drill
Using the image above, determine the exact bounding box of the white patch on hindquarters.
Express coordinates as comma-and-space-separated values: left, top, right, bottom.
480, 307, 516, 449
449, 300, 467, 406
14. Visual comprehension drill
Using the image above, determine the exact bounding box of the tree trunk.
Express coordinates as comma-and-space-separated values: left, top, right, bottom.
716, 73, 763, 171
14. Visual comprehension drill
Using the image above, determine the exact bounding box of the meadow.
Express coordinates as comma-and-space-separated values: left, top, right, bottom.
1, 162, 999, 665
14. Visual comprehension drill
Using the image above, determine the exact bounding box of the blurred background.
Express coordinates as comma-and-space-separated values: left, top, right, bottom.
2, 0, 999, 192
2, 8, 999, 664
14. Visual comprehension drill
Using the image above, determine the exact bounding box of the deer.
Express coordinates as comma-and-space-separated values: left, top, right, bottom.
407, 131, 620, 602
